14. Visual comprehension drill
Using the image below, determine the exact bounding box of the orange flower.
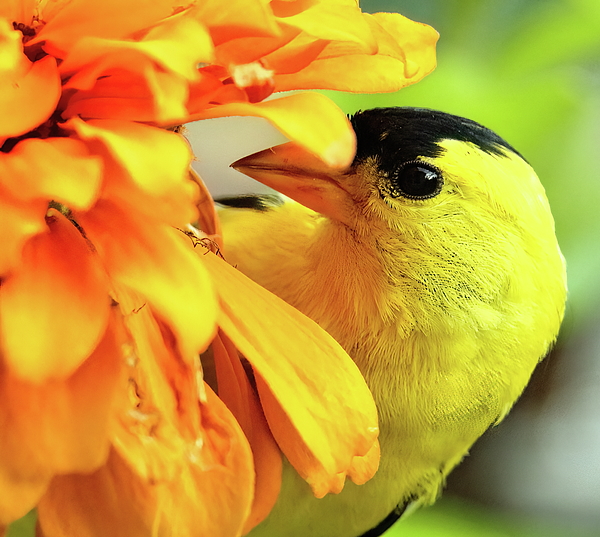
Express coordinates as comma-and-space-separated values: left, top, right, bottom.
0, 0, 437, 535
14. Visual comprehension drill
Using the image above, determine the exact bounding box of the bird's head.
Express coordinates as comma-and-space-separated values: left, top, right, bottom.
232, 107, 565, 338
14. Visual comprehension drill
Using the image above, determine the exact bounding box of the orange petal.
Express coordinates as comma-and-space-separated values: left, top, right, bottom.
77, 200, 218, 360
67, 117, 199, 226
192, 0, 281, 45
263, 32, 328, 74
38, 289, 252, 536
190, 167, 222, 247
67, 119, 193, 209
188, 92, 356, 169
107, 287, 204, 482
212, 331, 282, 532
63, 68, 190, 125
38, 388, 254, 537
0, 310, 123, 523
0, 190, 46, 276
0, 469, 48, 526
199, 251, 379, 497
0, 3, 19, 19
0, 36, 60, 138
0, 210, 111, 381
186, 73, 248, 113
60, 15, 213, 85
0, 138, 102, 209
214, 26, 298, 66
33, 0, 183, 57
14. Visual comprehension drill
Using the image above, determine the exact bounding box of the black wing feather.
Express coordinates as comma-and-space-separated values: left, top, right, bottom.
216, 194, 284, 212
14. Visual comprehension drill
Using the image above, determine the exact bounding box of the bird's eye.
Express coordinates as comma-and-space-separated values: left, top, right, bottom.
389, 161, 443, 200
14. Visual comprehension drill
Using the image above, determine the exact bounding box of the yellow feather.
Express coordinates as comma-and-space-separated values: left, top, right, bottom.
220, 134, 566, 536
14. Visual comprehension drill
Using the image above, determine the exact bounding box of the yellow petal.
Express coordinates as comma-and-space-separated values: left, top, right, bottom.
188, 92, 356, 169
273, 12, 438, 93
345, 439, 380, 486
199, 251, 379, 496
71, 119, 199, 226
0, 210, 111, 381
78, 201, 218, 360
274, 0, 377, 53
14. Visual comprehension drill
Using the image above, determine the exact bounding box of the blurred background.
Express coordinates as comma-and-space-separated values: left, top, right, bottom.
183, 1, 600, 536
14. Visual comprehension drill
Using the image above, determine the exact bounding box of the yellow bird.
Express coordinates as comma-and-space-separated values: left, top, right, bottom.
217, 107, 567, 537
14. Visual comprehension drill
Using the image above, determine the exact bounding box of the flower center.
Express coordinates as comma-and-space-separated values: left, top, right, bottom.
12, 19, 47, 61
12, 21, 36, 42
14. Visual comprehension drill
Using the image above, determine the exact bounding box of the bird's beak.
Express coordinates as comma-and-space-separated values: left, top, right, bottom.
231, 142, 357, 227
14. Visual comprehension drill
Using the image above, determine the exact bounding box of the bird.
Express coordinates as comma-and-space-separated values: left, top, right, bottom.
216, 107, 567, 537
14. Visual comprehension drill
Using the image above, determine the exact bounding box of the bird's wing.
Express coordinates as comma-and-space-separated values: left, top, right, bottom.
216, 194, 286, 212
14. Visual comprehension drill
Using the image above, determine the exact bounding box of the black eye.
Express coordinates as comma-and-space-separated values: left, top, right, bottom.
388, 160, 443, 200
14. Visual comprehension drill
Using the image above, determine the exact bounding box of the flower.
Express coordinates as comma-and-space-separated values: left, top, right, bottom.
0, 0, 437, 535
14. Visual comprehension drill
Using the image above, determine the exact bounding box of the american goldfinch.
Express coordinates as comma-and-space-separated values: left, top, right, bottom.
219, 107, 566, 537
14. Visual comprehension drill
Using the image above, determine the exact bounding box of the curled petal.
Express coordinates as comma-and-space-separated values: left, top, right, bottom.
190, 168, 222, 247
199, 251, 379, 497
273, 12, 439, 92
38, 290, 251, 536
0, 138, 102, 210
0, 210, 111, 381
188, 92, 356, 169
345, 439, 380, 486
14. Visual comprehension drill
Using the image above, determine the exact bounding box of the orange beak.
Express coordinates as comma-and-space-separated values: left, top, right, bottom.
231, 142, 358, 227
